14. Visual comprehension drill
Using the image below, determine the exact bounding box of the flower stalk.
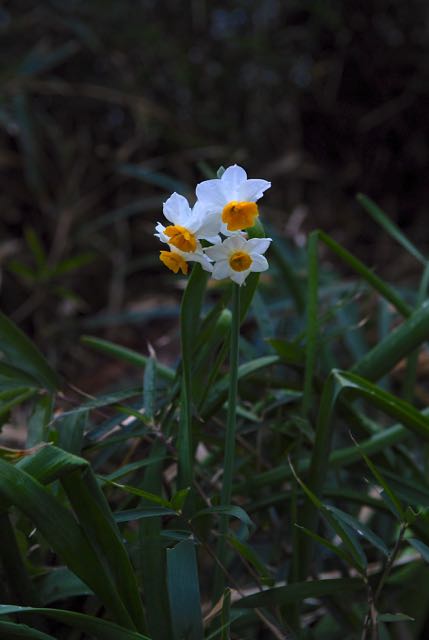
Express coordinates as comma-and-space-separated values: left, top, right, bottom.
212, 282, 241, 601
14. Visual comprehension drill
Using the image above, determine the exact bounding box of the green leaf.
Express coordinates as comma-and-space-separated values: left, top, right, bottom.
317, 230, 411, 317
325, 505, 389, 556
61, 466, 146, 632
228, 534, 273, 586
167, 540, 204, 640
0, 621, 56, 640
36, 567, 93, 605
55, 411, 86, 454
352, 301, 429, 382
114, 507, 177, 522
290, 461, 367, 573
193, 505, 254, 531
0, 458, 135, 629
81, 336, 175, 380
0, 606, 150, 640
377, 613, 415, 623
59, 388, 141, 416
357, 193, 426, 265
408, 538, 429, 563
295, 524, 359, 568
101, 477, 173, 509
234, 577, 364, 608
27, 395, 53, 447
203, 355, 279, 418
0, 313, 59, 390
0, 362, 40, 391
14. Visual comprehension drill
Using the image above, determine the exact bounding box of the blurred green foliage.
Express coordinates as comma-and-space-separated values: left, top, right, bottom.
1, 0, 429, 365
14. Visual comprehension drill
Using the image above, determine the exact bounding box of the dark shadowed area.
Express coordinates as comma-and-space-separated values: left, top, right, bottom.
1, 0, 428, 376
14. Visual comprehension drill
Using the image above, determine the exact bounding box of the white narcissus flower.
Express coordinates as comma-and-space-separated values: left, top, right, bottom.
196, 165, 271, 233
204, 235, 272, 286
155, 192, 221, 253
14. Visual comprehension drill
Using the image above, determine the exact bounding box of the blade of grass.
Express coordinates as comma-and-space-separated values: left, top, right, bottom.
357, 193, 426, 265
81, 336, 175, 381
352, 300, 429, 382
317, 231, 411, 317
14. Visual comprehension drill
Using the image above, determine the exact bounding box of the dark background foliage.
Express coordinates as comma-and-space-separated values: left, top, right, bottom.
1, 0, 428, 373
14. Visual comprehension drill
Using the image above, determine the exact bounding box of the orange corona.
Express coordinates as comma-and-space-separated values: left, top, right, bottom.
222, 201, 259, 232
159, 251, 188, 275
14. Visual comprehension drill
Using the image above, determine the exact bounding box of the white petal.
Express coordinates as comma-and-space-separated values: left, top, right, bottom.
230, 270, 249, 286
196, 179, 227, 209
204, 234, 222, 245
163, 192, 192, 224
223, 234, 247, 252
238, 179, 271, 202
155, 222, 168, 243
247, 237, 272, 254
221, 165, 247, 196
197, 211, 222, 239
250, 254, 269, 272
212, 260, 231, 280
205, 244, 230, 261
192, 254, 214, 272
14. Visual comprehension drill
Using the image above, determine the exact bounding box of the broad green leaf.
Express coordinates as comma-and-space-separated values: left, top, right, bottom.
234, 577, 364, 608
0, 606, 150, 640
0, 458, 135, 629
36, 567, 93, 605
167, 540, 204, 640
0, 312, 59, 390
61, 467, 146, 632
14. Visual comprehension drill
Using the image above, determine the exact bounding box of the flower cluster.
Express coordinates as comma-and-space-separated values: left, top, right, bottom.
155, 165, 272, 286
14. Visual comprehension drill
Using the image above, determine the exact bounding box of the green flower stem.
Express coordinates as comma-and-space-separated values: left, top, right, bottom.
213, 283, 241, 602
